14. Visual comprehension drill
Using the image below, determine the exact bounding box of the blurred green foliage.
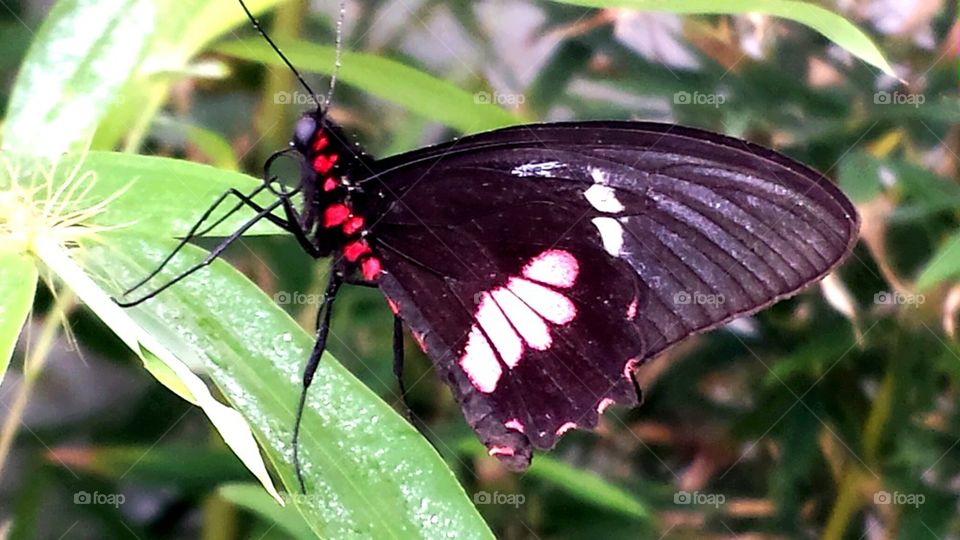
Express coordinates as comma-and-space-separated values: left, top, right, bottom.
0, 0, 958, 539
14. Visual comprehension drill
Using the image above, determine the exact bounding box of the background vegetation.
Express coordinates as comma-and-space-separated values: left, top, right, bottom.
0, 0, 958, 538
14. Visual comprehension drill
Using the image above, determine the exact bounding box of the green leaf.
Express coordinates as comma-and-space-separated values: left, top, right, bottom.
151, 115, 240, 171
78, 234, 493, 539
549, 0, 895, 76
1, 0, 156, 157
32, 236, 282, 505
214, 39, 523, 133
460, 439, 652, 522
220, 483, 316, 540
916, 230, 960, 291
0, 253, 37, 386
56, 151, 278, 237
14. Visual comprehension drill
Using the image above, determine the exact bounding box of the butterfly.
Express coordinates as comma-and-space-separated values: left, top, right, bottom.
118, 1, 860, 491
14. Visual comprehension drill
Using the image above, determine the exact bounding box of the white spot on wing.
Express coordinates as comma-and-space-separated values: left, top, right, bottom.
512, 161, 565, 178
521, 249, 579, 288
591, 217, 625, 256
460, 328, 502, 393
590, 167, 609, 184
507, 278, 576, 325
476, 293, 523, 368
584, 184, 625, 213
492, 288, 552, 350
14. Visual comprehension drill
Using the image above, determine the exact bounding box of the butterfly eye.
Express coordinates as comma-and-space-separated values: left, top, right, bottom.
293, 116, 317, 150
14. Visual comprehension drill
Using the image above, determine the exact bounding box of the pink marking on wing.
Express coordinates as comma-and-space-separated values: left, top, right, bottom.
476, 293, 523, 368
556, 422, 577, 436
597, 398, 615, 414
522, 249, 579, 288
623, 357, 640, 380
385, 297, 400, 315
505, 418, 525, 433
488, 445, 515, 457
507, 277, 576, 325
491, 288, 551, 350
460, 328, 502, 393
412, 331, 428, 353
626, 298, 638, 320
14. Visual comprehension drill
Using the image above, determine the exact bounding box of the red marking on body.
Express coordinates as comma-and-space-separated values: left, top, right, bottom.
342, 215, 365, 235
343, 239, 371, 262
626, 298, 638, 320
522, 250, 579, 288
505, 419, 525, 433
556, 422, 577, 436
312, 153, 339, 174
597, 398, 615, 414
312, 134, 329, 152
323, 177, 338, 192
361, 257, 382, 281
323, 204, 350, 227
488, 445, 515, 457
386, 297, 400, 315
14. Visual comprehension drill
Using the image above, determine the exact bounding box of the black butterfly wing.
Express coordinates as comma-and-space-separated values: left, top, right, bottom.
362, 121, 859, 469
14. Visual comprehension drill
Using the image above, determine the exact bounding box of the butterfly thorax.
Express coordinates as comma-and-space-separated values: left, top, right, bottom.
292, 112, 383, 281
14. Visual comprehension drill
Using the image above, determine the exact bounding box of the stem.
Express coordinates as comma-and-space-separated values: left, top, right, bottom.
0, 289, 76, 477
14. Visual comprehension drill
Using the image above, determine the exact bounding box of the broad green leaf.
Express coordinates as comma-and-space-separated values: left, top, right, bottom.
551, 0, 895, 76
151, 116, 240, 171
80, 234, 493, 539
215, 39, 523, 133
32, 236, 282, 505
0, 253, 37, 386
220, 483, 316, 540
50, 445, 249, 490
916, 230, 960, 291
54, 151, 279, 237
838, 152, 885, 203
97, 0, 287, 151
1, 0, 156, 157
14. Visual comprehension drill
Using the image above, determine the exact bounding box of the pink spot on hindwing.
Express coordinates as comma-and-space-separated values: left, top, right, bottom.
556, 422, 577, 436
458, 249, 581, 393
505, 419, 525, 433
488, 445, 515, 457
597, 398, 615, 414
507, 278, 576, 324
522, 249, 579, 288
459, 328, 502, 393
626, 298, 638, 320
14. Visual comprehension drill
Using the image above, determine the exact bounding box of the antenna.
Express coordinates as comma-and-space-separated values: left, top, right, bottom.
324, 0, 347, 108
237, 0, 322, 109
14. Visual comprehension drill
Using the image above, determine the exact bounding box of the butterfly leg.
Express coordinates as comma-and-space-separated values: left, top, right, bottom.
115, 198, 286, 307
120, 183, 288, 298
293, 270, 343, 493
392, 315, 415, 423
